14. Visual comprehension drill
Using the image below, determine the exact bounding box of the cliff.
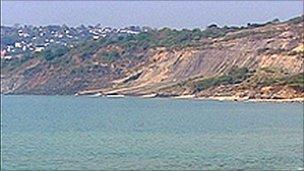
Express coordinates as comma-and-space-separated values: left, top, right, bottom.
1, 16, 303, 100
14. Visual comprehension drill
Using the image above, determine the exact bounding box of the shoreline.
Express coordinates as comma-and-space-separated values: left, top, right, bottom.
2, 93, 304, 103
194, 96, 304, 103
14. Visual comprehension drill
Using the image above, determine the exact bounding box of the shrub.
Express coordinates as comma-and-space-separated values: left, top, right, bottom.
285, 73, 304, 88
102, 51, 121, 63
195, 67, 251, 91
42, 45, 69, 61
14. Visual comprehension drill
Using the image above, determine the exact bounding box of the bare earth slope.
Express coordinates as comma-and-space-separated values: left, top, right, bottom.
1, 17, 303, 100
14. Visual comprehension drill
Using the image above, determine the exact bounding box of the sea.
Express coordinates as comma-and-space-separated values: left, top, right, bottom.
1, 95, 303, 170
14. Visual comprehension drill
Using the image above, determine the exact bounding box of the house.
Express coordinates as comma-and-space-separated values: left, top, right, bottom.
7, 46, 13, 52
35, 46, 45, 52
15, 42, 22, 48
1, 51, 12, 60
93, 35, 99, 40
1, 50, 7, 57
1, 55, 13, 60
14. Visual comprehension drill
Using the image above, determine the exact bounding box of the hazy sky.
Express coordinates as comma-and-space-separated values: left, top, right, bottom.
1, 1, 303, 29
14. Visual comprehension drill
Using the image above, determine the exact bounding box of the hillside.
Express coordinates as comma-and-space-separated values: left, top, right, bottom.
1, 16, 303, 100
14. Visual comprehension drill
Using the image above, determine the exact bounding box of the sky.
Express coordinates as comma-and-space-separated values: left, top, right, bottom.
1, 1, 303, 29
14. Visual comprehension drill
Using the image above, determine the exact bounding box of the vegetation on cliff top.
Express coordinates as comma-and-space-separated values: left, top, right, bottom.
2, 16, 303, 66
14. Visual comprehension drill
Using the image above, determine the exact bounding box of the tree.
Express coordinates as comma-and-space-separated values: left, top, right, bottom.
207, 24, 218, 29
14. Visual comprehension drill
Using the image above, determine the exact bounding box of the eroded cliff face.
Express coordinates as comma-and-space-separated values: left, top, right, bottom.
80, 21, 303, 98
1, 17, 303, 99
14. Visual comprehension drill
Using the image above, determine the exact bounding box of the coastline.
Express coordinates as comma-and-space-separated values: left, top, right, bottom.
195, 96, 304, 103
2, 93, 304, 103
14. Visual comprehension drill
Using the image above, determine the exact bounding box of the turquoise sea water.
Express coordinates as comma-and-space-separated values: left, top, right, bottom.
1, 95, 303, 170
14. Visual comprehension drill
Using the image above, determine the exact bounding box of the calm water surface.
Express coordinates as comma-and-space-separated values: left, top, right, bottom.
1, 95, 303, 170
